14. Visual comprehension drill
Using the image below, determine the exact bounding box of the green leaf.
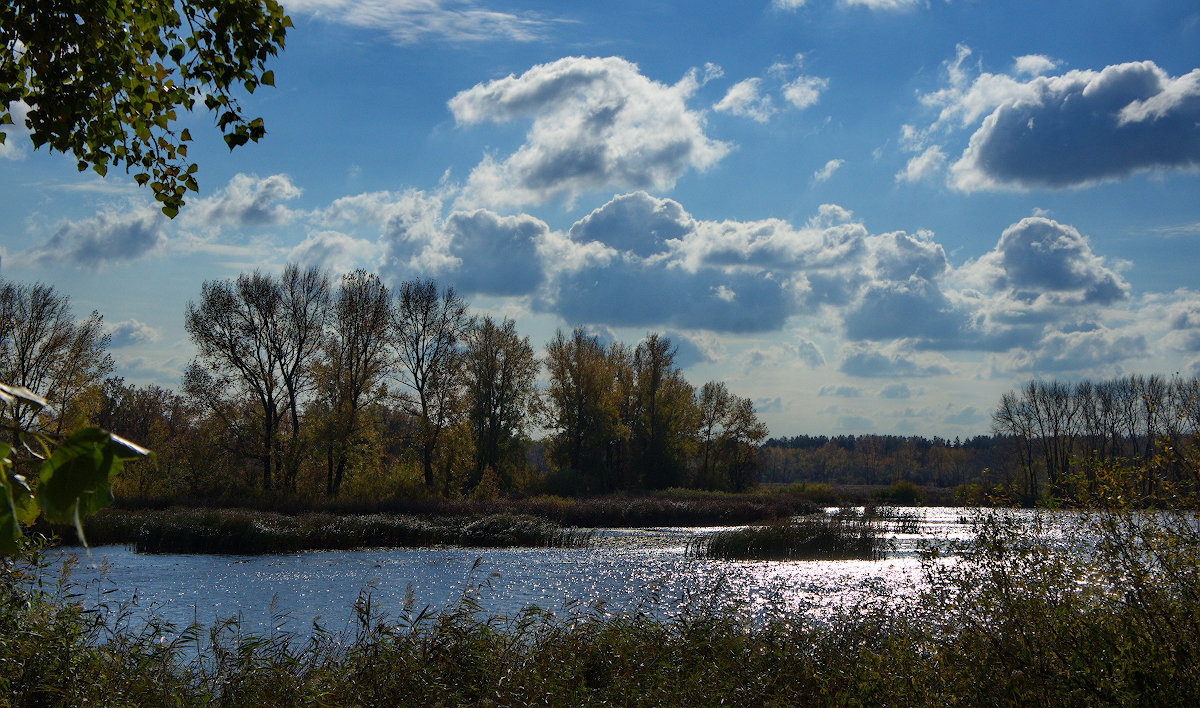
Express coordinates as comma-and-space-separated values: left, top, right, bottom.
37, 428, 146, 525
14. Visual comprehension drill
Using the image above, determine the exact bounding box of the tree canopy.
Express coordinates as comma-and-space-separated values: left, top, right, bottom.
0, 0, 290, 217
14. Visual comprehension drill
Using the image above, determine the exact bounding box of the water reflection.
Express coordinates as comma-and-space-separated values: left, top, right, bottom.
51, 507, 1003, 636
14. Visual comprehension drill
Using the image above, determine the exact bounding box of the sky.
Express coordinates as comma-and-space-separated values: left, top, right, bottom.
2, 0, 1200, 439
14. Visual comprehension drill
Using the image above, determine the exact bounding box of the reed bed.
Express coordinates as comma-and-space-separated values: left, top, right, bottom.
688, 514, 889, 561
112, 491, 819, 529
66, 508, 592, 554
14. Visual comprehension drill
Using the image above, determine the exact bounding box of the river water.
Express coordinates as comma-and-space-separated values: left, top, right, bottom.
51, 507, 988, 637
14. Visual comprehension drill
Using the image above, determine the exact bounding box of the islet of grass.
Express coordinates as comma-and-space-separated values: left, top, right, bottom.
64, 508, 592, 554
688, 514, 889, 561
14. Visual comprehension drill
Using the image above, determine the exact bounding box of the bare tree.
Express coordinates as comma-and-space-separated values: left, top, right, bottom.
391, 279, 469, 492
0, 279, 112, 441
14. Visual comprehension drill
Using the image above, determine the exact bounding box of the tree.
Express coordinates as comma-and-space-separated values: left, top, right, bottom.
630, 334, 696, 489
462, 316, 539, 492
718, 396, 768, 491
391, 279, 469, 492
696, 381, 731, 488
184, 264, 328, 493
316, 270, 391, 496
1, 0, 291, 217
544, 328, 625, 491
0, 279, 112, 442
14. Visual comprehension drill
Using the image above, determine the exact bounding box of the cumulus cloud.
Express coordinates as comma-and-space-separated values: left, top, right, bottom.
354, 189, 549, 297
568, 191, 692, 257
107, 319, 161, 348
966, 217, 1128, 306
781, 75, 828, 109
189, 173, 302, 227
879, 382, 912, 398
288, 230, 378, 274
839, 342, 952, 377
1011, 326, 1147, 373
23, 206, 166, 267
450, 56, 729, 207
283, 0, 555, 44
443, 210, 548, 295
917, 48, 1200, 190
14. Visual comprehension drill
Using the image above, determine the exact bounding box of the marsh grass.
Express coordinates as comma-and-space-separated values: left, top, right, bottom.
65, 509, 592, 554
688, 514, 889, 561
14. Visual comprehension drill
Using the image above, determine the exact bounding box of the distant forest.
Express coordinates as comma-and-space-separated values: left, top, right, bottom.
760, 374, 1200, 503
759, 433, 1013, 489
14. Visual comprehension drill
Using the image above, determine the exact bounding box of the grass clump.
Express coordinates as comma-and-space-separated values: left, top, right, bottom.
689, 514, 888, 561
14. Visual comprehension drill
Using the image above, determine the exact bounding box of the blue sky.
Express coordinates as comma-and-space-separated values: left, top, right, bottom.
3, 0, 1200, 438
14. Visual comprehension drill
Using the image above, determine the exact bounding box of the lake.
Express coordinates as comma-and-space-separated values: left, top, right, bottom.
51, 507, 990, 638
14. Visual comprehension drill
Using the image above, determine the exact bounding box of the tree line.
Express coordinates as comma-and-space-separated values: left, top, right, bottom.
759, 434, 1015, 490
1, 270, 767, 501
992, 375, 1200, 500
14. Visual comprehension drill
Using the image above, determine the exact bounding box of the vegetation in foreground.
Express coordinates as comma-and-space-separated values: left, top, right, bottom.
6, 462, 1200, 706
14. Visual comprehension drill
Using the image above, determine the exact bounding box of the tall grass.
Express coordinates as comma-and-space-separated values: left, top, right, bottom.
688, 513, 888, 561
64, 509, 592, 554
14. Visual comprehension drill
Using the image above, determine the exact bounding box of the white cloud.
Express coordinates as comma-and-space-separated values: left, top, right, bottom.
189, 173, 302, 227
288, 230, 378, 274
22, 206, 166, 268
963, 217, 1128, 306
839, 0, 923, 10
1013, 54, 1059, 77
714, 78, 776, 123
282, 0, 556, 44
107, 319, 161, 348
450, 56, 729, 208
895, 146, 945, 183
813, 159, 844, 183
782, 75, 828, 109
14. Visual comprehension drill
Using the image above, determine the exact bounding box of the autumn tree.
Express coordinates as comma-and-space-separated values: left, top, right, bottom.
0, 279, 112, 441
630, 334, 697, 489
184, 264, 329, 493
544, 328, 625, 491
315, 270, 391, 496
0, 0, 290, 216
391, 279, 469, 492
462, 316, 539, 492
